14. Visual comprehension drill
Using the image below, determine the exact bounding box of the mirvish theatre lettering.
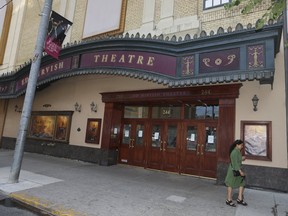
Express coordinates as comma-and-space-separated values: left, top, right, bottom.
94, 54, 155, 66
80, 51, 177, 76
0, 84, 9, 93
40, 61, 64, 76
15, 57, 72, 92
38, 58, 72, 81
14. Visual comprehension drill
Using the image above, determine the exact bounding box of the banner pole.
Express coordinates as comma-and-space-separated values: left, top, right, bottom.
284, 0, 288, 159
8, 0, 53, 183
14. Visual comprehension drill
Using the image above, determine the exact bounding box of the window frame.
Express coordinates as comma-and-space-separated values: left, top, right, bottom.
203, 0, 231, 10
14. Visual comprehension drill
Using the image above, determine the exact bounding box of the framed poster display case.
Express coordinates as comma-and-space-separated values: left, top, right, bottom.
240, 121, 272, 161
85, 118, 102, 144
28, 111, 73, 143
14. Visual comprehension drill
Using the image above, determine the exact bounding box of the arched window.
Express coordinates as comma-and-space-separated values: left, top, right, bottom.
0, 0, 13, 65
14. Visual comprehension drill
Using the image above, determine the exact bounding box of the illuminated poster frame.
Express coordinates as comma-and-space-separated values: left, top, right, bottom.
28, 111, 73, 143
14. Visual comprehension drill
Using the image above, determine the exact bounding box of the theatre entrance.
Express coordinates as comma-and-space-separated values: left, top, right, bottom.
119, 104, 218, 178
101, 84, 241, 179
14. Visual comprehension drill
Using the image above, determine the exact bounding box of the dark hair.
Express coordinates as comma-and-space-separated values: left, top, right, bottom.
229, 139, 243, 155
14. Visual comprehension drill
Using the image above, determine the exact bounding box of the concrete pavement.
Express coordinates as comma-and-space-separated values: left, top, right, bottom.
0, 149, 287, 216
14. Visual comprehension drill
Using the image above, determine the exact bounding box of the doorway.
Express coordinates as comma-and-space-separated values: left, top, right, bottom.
118, 104, 218, 178
180, 121, 217, 178
102, 84, 241, 178
147, 120, 180, 172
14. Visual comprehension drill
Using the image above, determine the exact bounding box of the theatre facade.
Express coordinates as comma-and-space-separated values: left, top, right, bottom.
0, 0, 287, 192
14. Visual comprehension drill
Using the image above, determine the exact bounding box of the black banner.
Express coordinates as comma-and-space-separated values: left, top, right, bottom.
44, 11, 73, 59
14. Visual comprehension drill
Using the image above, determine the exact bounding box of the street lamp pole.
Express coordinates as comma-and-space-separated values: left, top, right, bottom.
284, 0, 288, 159
8, 0, 53, 183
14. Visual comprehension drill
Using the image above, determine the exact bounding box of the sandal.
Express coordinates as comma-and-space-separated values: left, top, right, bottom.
237, 199, 248, 206
226, 199, 236, 207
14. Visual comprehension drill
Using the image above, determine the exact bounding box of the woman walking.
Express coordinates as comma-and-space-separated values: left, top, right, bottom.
225, 139, 248, 207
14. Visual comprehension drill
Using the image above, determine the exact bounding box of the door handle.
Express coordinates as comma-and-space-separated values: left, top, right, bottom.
200, 144, 204, 155
131, 139, 134, 148
129, 139, 134, 148
163, 141, 166, 151
196, 144, 200, 155
160, 140, 163, 151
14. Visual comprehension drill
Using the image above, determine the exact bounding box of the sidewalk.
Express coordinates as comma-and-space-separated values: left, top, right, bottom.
0, 149, 287, 216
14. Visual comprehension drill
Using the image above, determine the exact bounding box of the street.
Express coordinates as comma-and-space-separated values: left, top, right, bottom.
1, 150, 288, 216
0, 192, 51, 216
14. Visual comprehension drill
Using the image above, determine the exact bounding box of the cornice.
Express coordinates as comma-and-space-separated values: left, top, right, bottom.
0, 21, 283, 99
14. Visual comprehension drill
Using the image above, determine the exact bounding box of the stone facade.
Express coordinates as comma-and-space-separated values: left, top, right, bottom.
7, 0, 274, 68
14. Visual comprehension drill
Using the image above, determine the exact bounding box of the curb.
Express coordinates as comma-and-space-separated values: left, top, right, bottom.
10, 193, 88, 216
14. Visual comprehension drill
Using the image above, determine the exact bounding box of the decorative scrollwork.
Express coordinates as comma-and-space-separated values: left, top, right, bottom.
215, 58, 222, 65
225, 54, 236, 65
203, 58, 212, 67
182, 56, 194, 75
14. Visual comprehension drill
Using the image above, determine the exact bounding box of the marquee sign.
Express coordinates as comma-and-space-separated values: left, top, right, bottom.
0, 22, 282, 98
15, 57, 72, 93
80, 51, 177, 77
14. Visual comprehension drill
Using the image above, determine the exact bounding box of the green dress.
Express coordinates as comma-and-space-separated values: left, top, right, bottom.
225, 148, 245, 188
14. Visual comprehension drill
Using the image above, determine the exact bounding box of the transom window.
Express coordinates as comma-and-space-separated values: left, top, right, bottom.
204, 0, 230, 9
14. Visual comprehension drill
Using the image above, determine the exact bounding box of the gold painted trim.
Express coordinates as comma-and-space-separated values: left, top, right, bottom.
0, 1, 13, 65
106, 0, 127, 36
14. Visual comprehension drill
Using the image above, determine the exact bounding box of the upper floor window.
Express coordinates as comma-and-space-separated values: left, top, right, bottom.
204, 0, 230, 9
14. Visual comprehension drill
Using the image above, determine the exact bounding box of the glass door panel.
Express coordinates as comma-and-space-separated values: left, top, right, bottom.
186, 126, 198, 151
205, 126, 217, 152
151, 125, 161, 147
135, 124, 144, 146
122, 124, 131, 145
167, 125, 177, 149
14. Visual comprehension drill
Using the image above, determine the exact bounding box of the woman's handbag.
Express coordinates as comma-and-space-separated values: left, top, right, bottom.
232, 170, 241, 176
231, 163, 241, 176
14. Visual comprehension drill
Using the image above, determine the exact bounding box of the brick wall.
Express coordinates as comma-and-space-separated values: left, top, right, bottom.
124, 0, 144, 31
174, 0, 197, 18
70, 0, 87, 41
200, 0, 271, 32
16, 0, 60, 66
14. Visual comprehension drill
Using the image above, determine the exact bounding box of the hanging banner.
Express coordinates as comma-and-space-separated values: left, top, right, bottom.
44, 11, 73, 59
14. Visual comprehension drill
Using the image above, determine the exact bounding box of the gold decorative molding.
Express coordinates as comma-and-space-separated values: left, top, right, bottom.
0, 0, 13, 65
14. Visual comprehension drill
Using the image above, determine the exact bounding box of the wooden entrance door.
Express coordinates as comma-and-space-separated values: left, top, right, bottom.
119, 120, 146, 167
181, 121, 217, 178
147, 120, 179, 172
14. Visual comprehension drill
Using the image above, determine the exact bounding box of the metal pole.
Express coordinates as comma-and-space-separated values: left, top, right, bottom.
8, 0, 53, 183
284, 0, 288, 163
